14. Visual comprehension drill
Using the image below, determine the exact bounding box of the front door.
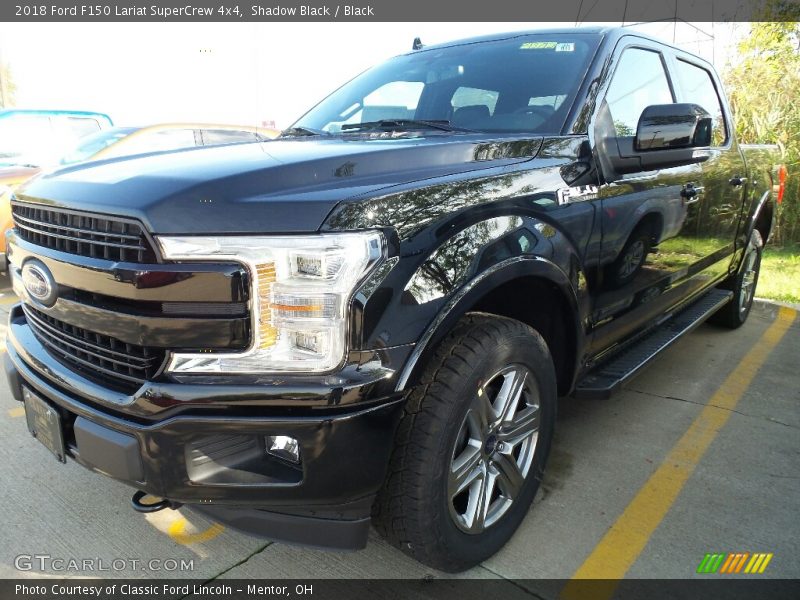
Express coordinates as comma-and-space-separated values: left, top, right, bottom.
588, 43, 717, 356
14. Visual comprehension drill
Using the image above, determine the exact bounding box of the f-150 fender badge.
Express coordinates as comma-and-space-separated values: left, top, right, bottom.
557, 185, 599, 205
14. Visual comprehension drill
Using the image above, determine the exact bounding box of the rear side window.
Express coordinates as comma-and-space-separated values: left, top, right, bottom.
201, 129, 259, 145
605, 48, 674, 137
673, 59, 727, 146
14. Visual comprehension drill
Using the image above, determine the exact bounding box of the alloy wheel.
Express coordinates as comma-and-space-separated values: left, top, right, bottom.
619, 239, 645, 279
739, 240, 759, 316
448, 364, 540, 534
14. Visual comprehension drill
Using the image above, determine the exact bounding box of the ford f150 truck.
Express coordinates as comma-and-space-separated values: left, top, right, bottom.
4, 28, 784, 571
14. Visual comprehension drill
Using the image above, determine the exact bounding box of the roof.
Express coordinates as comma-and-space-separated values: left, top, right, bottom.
408, 26, 683, 55
413, 26, 610, 52
0, 109, 113, 123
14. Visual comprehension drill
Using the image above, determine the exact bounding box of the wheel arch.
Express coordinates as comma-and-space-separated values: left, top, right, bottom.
635, 211, 665, 245
751, 191, 774, 245
395, 256, 583, 397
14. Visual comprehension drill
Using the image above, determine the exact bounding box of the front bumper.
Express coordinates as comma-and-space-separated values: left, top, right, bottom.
5, 304, 408, 549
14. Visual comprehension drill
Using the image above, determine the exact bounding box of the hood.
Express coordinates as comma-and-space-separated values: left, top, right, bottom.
14, 134, 543, 234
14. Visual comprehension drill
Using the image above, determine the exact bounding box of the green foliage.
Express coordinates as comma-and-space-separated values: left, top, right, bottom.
759, 246, 800, 304
723, 9, 800, 243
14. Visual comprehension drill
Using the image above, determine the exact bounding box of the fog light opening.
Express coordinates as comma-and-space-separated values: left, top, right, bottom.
267, 435, 301, 464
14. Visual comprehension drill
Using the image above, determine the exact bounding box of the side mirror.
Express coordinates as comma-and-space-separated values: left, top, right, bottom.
635, 104, 712, 151
599, 103, 714, 177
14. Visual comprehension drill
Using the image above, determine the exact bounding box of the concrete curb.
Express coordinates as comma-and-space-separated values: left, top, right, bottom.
753, 297, 800, 316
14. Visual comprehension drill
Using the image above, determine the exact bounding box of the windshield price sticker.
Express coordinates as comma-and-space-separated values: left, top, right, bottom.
520, 41, 575, 51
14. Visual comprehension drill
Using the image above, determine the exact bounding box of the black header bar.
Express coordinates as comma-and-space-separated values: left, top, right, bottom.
1, 0, 792, 23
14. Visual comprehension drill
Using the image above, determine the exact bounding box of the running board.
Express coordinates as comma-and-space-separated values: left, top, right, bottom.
574, 289, 733, 399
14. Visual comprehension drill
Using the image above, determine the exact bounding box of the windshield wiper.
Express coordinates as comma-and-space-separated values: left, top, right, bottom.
279, 126, 331, 138
341, 119, 473, 133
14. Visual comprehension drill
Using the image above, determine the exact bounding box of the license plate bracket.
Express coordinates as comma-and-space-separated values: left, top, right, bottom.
23, 387, 67, 463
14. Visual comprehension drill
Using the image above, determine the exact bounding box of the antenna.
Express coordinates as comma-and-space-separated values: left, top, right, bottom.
412, 37, 424, 51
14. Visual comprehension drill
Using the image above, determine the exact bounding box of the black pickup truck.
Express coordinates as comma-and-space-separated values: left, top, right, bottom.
4, 27, 783, 571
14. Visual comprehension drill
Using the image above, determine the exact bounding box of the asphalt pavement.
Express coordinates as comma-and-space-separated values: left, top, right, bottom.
0, 273, 797, 588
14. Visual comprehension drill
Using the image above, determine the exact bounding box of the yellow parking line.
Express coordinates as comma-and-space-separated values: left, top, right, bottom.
167, 517, 225, 545
562, 307, 796, 598
0, 295, 19, 305
7, 406, 25, 418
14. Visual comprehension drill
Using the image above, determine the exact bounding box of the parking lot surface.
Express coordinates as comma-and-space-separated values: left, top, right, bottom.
0, 272, 797, 585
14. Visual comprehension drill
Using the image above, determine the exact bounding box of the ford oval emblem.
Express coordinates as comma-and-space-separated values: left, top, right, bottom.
22, 260, 58, 307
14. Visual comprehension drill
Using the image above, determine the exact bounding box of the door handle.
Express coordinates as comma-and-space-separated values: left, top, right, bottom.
681, 184, 704, 204
729, 175, 748, 187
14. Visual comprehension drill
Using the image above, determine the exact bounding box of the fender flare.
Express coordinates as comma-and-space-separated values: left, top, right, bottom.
744, 189, 775, 244
394, 255, 582, 391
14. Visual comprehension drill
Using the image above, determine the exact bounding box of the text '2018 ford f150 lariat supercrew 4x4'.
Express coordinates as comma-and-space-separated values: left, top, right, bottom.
4, 28, 784, 571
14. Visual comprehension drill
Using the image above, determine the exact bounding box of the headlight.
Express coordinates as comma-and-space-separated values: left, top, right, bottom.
157, 231, 384, 374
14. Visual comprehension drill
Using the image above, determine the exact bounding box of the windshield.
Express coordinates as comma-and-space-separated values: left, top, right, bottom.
294, 33, 600, 135
60, 127, 137, 165
0, 114, 56, 167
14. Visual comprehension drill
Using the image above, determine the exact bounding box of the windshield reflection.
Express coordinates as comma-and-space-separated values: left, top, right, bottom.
295, 33, 600, 136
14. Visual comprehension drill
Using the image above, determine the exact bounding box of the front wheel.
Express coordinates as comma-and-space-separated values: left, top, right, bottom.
372, 314, 557, 572
711, 229, 763, 329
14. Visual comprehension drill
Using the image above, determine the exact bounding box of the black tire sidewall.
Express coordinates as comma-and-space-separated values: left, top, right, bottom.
734, 231, 763, 325
610, 231, 651, 287
428, 327, 557, 567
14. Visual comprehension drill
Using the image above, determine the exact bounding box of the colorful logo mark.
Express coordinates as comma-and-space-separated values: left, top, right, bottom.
697, 552, 773, 574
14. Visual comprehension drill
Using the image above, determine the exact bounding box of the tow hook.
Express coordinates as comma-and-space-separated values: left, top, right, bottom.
131, 490, 183, 513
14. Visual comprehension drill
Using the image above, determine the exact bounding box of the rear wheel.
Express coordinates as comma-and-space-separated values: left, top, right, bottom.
607, 226, 652, 287
372, 314, 557, 572
711, 229, 763, 329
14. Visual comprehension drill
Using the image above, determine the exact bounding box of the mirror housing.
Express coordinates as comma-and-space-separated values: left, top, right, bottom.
635, 103, 712, 150
599, 103, 713, 177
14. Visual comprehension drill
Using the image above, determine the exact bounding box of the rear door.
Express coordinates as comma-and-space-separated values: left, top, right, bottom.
667, 54, 747, 264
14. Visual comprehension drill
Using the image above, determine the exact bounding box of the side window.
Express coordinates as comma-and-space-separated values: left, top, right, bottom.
605, 48, 674, 137
451, 86, 499, 115
145, 129, 198, 152
528, 95, 568, 109
673, 59, 727, 146
201, 130, 259, 145
451, 86, 499, 128
326, 81, 425, 132
108, 129, 197, 158
66, 117, 101, 138
361, 81, 424, 122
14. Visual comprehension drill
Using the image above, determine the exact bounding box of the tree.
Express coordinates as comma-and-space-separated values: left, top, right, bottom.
0, 61, 16, 108
723, 7, 800, 244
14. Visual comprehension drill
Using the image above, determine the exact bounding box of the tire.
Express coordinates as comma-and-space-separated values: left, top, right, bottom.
710, 229, 763, 329
606, 226, 652, 287
372, 313, 557, 572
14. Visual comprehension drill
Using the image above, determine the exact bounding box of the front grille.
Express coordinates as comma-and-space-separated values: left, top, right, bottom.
12, 203, 157, 263
23, 305, 165, 393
